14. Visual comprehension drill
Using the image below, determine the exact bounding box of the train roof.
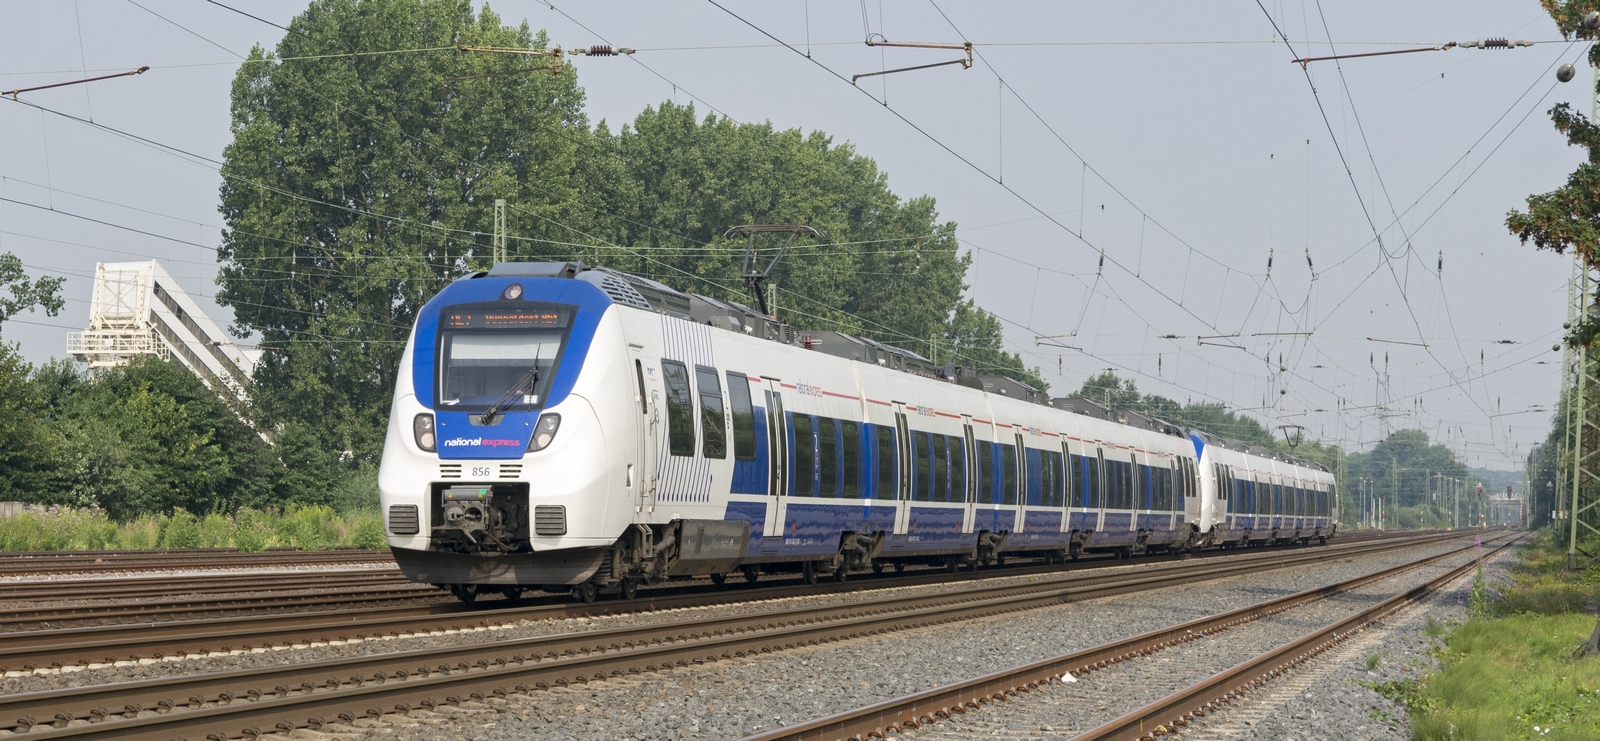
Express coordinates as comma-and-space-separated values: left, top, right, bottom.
473, 261, 1329, 471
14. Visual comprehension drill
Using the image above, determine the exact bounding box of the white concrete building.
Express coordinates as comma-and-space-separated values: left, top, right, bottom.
66, 261, 258, 404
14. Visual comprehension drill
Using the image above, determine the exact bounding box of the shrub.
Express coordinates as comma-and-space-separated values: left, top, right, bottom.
232, 508, 274, 552
276, 505, 343, 550
198, 513, 235, 548
157, 510, 202, 550
113, 515, 160, 550
350, 512, 387, 550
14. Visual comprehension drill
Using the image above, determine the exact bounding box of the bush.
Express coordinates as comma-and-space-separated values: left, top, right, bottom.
350, 511, 387, 550
0, 504, 386, 551
157, 509, 202, 550
275, 505, 344, 550
232, 508, 273, 552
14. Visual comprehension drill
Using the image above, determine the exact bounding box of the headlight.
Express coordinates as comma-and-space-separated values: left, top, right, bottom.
414, 413, 436, 452
528, 413, 561, 451
502, 283, 524, 300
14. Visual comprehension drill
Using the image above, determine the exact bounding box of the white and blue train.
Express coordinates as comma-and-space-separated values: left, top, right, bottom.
379, 262, 1338, 602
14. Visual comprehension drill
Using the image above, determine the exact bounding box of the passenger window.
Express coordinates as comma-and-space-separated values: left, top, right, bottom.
1072, 454, 1085, 508
842, 421, 860, 498
727, 373, 756, 461
634, 360, 648, 415
1088, 453, 1102, 509
819, 418, 838, 498
793, 415, 815, 496
933, 436, 950, 502
695, 367, 726, 459
874, 426, 896, 500
1038, 451, 1052, 507
913, 431, 931, 502
978, 443, 995, 504
1000, 443, 1018, 505
661, 361, 695, 457
951, 437, 967, 503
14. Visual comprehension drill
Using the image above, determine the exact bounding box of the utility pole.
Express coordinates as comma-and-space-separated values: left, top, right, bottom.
493, 199, 508, 265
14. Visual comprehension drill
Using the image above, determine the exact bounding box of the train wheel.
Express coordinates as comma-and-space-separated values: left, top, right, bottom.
449, 584, 479, 604
743, 566, 760, 584
996, 555, 1007, 567
710, 573, 726, 586
803, 562, 819, 585
573, 582, 598, 603
498, 586, 524, 601
872, 561, 885, 574
833, 567, 848, 583
619, 579, 639, 600
894, 562, 906, 573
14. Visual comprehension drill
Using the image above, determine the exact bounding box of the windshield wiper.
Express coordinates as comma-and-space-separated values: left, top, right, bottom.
480, 347, 543, 425
480, 366, 538, 425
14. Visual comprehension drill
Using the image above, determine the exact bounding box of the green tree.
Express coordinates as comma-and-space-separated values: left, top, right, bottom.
217, 0, 604, 460
0, 252, 63, 327
41, 358, 276, 520
0, 344, 53, 499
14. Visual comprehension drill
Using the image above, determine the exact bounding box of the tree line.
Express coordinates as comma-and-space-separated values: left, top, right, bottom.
0, 0, 1042, 519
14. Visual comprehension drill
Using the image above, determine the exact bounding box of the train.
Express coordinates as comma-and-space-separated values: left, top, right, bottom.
378, 260, 1338, 603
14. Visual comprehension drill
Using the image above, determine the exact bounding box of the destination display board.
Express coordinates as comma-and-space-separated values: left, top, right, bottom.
443, 308, 565, 329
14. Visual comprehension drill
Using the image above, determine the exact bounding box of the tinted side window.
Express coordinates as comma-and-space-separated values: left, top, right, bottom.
842, 421, 860, 498
1088, 453, 1102, 509
819, 418, 838, 498
978, 443, 995, 504
793, 415, 815, 496
913, 431, 931, 502
933, 435, 949, 503
727, 373, 756, 461
1072, 454, 1085, 507
696, 367, 725, 459
1000, 443, 1018, 505
662, 360, 695, 457
1038, 450, 1052, 507
952, 436, 968, 503
875, 427, 896, 500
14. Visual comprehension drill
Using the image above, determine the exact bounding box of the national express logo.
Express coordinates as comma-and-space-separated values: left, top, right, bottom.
441, 438, 522, 448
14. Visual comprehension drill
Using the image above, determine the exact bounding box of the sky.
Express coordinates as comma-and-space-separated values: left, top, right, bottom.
0, 0, 1589, 472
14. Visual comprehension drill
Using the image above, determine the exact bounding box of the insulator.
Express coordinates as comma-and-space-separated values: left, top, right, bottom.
585, 45, 614, 56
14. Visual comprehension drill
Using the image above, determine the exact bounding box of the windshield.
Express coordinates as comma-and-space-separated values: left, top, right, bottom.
436, 303, 572, 410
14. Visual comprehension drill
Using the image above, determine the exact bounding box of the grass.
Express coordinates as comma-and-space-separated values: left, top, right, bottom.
0, 505, 387, 552
1411, 613, 1600, 740
1405, 530, 1600, 739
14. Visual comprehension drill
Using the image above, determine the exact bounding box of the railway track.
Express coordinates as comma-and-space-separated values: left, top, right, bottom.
0, 530, 1419, 671
0, 547, 392, 577
740, 530, 1513, 741
0, 530, 1474, 740
0, 530, 1409, 631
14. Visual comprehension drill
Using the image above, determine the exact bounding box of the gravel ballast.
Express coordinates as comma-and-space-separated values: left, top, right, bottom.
208, 536, 1496, 741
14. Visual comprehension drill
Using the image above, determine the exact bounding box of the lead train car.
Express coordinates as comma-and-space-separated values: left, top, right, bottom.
379, 263, 1338, 602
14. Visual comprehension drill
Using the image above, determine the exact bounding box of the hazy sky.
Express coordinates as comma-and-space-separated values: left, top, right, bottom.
0, 1, 1587, 471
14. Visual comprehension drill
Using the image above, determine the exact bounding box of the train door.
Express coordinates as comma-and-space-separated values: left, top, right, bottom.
761, 379, 788, 539
629, 349, 659, 519
893, 405, 913, 535
962, 420, 978, 533
1012, 432, 1028, 533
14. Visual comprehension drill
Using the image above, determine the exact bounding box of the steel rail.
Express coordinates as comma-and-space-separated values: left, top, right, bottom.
735, 531, 1512, 741
0, 549, 392, 576
1076, 534, 1519, 740
3, 532, 1472, 739
0, 583, 438, 628
0, 531, 1436, 671
0, 569, 406, 601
